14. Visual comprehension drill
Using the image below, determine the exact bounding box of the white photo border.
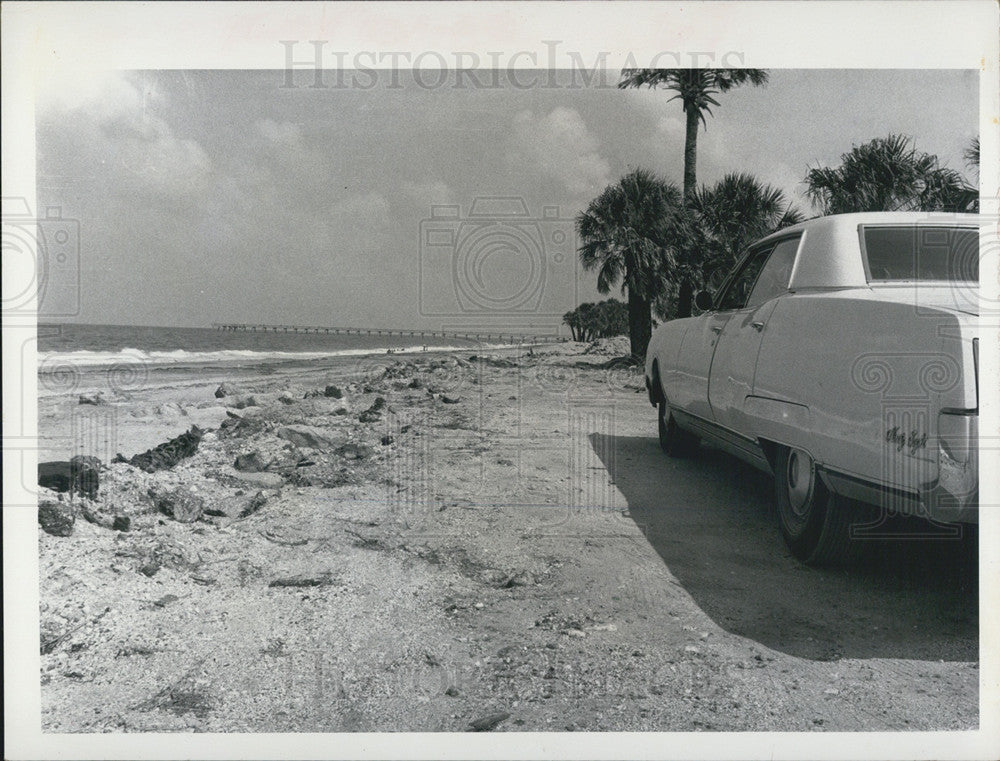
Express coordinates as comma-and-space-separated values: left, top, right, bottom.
3, 1, 998, 759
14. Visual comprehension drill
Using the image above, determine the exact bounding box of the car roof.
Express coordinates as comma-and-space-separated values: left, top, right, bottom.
763, 212, 981, 290
759, 211, 979, 244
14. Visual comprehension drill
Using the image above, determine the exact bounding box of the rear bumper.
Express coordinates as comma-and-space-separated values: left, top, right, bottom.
819, 452, 978, 525
922, 482, 979, 524
817, 412, 978, 525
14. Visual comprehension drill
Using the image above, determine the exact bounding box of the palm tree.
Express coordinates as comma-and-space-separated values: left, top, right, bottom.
964, 136, 980, 178
688, 173, 804, 289
562, 308, 583, 341
805, 134, 977, 214
618, 68, 770, 315
595, 298, 628, 337
562, 298, 629, 342
576, 169, 684, 358
576, 302, 597, 341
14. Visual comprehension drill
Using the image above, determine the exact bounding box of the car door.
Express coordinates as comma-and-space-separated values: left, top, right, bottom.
668, 310, 731, 419
708, 235, 802, 436
671, 245, 772, 420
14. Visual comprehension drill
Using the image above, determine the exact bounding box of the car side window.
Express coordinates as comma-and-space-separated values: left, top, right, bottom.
716, 246, 772, 311
745, 236, 801, 309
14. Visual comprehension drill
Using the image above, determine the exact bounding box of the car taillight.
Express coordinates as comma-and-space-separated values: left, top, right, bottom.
939, 411, 973, 464
938, 409, 977, 498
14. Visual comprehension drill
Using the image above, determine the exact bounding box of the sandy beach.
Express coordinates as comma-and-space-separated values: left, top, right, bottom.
36, 340, 978, 732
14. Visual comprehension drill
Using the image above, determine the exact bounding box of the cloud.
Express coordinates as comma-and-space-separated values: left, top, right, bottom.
321, 192, 396, 262
696, 123, 733, 171
250, 118, 336, 195
101, 111, 213, 198
119, 132, 212, 198
39, 71, 213, 201
257, 118, 303, 147
643, 115, 688, 179
399, 180, 453, 209
646, 117, 805, 208
757, 161, 811, 212
328, 192, 391, 231
654, 115, 686, 142
508, 107, 611, 195
37, 68, 151, 117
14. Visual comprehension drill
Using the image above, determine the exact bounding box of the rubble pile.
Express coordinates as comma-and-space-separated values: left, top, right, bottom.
118, 426, 205, 473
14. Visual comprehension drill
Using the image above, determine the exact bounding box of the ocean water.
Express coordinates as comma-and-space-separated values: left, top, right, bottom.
38, 323, 492, 369
36, 322, 521, 401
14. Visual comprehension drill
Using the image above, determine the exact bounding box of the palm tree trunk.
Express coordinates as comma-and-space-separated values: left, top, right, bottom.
676, 103, 700, 319
626, 286, 652, 360
683, 105, 699, 202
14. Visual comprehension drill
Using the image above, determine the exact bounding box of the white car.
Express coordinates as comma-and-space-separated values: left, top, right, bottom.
644, 212, 979, 564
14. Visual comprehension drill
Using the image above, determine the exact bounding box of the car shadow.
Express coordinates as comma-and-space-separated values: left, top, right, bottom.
589, 432, 978, 662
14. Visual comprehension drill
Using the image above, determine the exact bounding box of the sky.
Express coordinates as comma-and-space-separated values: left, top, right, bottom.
35, 68, 978, 331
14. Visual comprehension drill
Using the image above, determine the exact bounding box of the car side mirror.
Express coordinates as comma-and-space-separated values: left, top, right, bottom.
694, 290, 715, 311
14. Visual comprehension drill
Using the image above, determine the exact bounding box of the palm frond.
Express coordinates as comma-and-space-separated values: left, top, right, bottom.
804, 134, 978, 214
576, 169, 685, 300
685, 172, 804, 280
618, 67, 768, 125
964, 136, 980, 182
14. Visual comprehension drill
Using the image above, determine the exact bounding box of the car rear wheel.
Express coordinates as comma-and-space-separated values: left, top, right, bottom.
775, 446, 857, 565
658, 401, 699, 457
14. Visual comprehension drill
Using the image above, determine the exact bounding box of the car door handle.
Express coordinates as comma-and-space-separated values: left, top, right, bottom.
751, 321, 765, 332
711, 325, 723, 334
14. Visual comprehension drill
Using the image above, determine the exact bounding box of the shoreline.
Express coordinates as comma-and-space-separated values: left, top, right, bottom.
38, 339, 555, 372
36, 341, 587, 462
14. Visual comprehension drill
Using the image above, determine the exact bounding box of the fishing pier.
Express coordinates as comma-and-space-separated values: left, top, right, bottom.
212, 323, 566, 344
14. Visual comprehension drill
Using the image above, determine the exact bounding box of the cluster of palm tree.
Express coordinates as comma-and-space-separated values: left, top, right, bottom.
575, 66, 980, 358
561, 299, 628, 342
805, 134, 978, 214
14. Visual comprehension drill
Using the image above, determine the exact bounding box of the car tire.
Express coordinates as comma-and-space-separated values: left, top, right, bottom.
658, 401, 699, 457
775, 446, 858, 565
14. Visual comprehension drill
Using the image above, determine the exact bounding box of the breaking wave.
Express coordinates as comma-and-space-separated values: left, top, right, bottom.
37, 343, 510, 371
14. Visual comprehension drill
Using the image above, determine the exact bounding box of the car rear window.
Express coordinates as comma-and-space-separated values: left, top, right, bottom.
862, 225, 979, 282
